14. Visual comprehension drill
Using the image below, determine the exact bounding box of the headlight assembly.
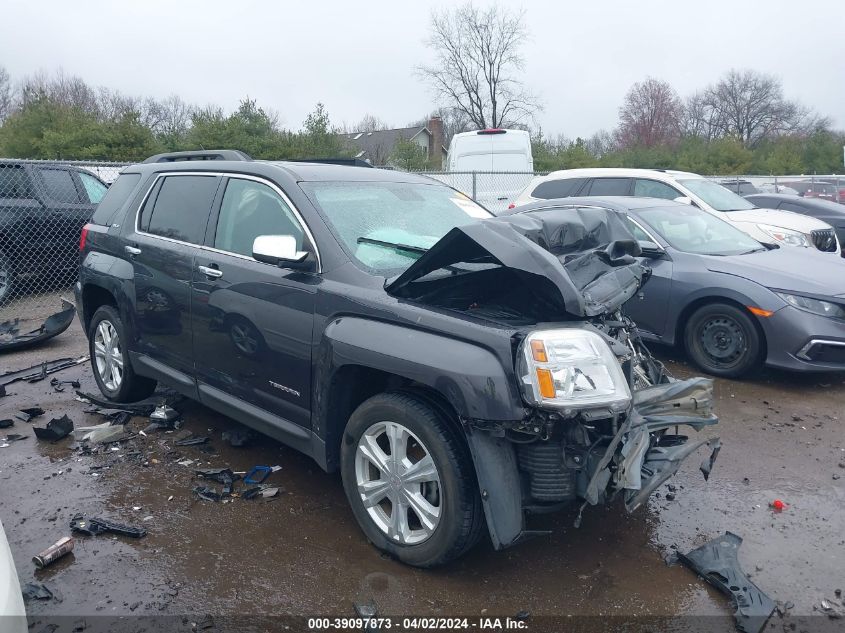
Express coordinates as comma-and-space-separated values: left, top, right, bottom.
518, 329, 631, 413
756, 224, 811, 248
775, 292, 845, 319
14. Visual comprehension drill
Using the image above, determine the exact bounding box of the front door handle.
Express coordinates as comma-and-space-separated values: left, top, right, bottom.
198, 265, 223, 280
125, 245, 142, 256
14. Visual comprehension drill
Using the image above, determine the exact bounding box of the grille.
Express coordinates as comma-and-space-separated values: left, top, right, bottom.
516, 441, 576, 502
811, 228, 837, 252
804, 343, 845, 364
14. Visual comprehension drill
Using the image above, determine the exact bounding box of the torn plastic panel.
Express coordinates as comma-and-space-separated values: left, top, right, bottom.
385, 207, 649, 322
0, 299, 76, 353
679, 532, 775, 633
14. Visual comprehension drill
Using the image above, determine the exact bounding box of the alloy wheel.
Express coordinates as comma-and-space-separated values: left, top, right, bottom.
354, 421, 442, 545
94, 320, 124, 391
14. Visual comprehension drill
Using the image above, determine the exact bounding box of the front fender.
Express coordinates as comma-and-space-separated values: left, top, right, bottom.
319, 316, 525, 421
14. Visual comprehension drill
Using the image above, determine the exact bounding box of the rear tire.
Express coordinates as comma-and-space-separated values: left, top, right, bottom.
684, 303, 761, 378
340, 392, 483, 567
88, 305, 157, 402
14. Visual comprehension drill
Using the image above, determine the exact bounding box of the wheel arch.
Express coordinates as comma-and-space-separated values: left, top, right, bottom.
678, 295, 768, 363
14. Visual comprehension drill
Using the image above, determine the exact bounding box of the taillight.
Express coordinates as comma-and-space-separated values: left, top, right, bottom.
508, 203, 515, 209
79, 224, 91, 251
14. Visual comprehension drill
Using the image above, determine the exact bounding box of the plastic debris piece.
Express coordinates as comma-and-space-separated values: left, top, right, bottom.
1, 357, 87, 390
354, 601, 379, 633
0, 300, 76, 353
0, 419, 13, 429
20, 407, 45, 418
73, 422, 129, 444
679, 532, 775, 633
260, 487, 279, 498
32, 536, 74, 569
150, 405, 180, 424
33, 415, 74, 442
175, 436, 209, 446
1, 433, 28, 443
244, 465, 272, 485
770, 499, 787, 511
69, 514, 147, 538
22, 582, 53, 602
195, 468, 238, 495
193, 486, 222, 502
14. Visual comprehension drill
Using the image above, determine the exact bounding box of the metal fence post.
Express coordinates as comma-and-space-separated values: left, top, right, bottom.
472, 171, 477, 201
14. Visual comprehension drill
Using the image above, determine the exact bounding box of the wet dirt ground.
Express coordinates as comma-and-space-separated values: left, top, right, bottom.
2, 318, 844, 632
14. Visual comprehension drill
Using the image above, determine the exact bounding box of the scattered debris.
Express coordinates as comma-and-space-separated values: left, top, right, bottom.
73, 422, 130, 444
221, 428, 253, 447
143, 405, 182, 433
195, 468, 238, 495
770, 499, 787, 512
50, 377, 81, 393
0, 300, 76, 353
1, 433, 28, 446
32, 536, 75, 569
354, 600, 380, 633
1, 357, 88, 390
0, 418, 13, 429
75, 390, 178, 417
21, 582, 53, 602
33, 415, 74, 442
19, 407, 45, 420
192, 486, 223, 502
679, 532, 775, 633
514, 610, 530, 622
69, 514, 147, 538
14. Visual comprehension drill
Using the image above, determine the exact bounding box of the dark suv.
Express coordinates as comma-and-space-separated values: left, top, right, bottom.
0, 161, 108, 304
76, 150, 720, 567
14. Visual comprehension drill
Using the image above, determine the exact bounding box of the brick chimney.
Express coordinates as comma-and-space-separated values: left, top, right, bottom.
427, 115, 444, 168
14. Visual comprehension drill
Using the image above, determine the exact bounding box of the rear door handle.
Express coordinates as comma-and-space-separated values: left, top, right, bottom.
125, 245, 142, 256
198, 265, 223, 279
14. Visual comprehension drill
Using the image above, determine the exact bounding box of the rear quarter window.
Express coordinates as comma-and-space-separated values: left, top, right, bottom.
38, 168, 82, 203
91, 173, 142, 226
531, 178, 586, 199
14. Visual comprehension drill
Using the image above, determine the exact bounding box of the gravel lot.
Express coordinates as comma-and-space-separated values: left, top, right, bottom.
1, 313, 844, 632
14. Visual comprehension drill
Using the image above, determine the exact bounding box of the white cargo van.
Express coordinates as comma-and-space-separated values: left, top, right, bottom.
446, 129, 533, 212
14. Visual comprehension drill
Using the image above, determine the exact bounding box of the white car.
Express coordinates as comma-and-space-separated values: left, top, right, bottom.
0, 520, 26, 633
513, 168, 841, 254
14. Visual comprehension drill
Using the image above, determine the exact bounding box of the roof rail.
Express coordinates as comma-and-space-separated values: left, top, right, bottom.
142, 150, 252, 164
292, 158, 374, 168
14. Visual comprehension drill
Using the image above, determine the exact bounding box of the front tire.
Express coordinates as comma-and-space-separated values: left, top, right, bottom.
88, 305, 157, 402
684, 303, 762, 378
340, 392, 483, 567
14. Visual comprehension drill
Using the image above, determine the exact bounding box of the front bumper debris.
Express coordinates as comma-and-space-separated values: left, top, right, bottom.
679, 532, 775, 633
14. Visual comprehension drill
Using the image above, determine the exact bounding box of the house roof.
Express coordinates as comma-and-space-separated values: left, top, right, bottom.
344, 126, 447, 162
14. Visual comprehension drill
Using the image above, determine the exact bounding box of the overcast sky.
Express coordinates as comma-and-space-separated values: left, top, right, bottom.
1, 0, 842, 137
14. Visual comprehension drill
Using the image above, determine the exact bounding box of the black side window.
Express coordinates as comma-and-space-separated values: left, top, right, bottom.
91, 173, 141, 226
145, 175, 219, 244
779, 201, 809, 214
0, 165, 35, 199
532, 177, 587, 199
586, 178, 632, 196
39, 168, 82, 203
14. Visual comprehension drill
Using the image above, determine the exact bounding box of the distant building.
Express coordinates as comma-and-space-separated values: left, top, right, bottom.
344, 116, 446, 168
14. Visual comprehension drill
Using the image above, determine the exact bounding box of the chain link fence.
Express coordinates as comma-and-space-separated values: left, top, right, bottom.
706, 174, 845, 202
0, 159, 127, 329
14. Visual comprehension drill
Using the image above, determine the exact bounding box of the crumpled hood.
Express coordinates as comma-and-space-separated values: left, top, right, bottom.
705, 247, 845, 296
385, 207, 650, 318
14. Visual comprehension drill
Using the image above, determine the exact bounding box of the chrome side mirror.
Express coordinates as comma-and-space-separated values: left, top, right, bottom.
252, 235, 308, 266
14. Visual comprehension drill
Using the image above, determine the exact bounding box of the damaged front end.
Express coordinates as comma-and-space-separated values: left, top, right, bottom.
386, 206, 720, 547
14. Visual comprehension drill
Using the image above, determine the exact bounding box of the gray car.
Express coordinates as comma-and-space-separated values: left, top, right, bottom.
512, 197, 845, 377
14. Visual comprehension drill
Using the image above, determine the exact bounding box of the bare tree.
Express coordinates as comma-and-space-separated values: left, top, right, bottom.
19, 69, 100, 114
693, 70, 811, 146
142, 95, 193, 141
352, 113, 390, 132
417, 3, 539, 129
0, 66, 13, 123
681, 91, 721, 140
616, 78, 682, 148
585, 129, 617, 157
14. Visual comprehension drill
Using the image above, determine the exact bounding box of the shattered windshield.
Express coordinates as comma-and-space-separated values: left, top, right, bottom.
302, 181, 492, 272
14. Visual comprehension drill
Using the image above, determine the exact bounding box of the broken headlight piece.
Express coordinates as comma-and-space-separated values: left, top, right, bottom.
517, 329, 631, 414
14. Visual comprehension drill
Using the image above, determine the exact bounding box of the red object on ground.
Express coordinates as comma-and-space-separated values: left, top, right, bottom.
771, 499, 786, 511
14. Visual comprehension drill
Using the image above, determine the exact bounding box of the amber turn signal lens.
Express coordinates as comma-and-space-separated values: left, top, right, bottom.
536, 368, 555, 399
530, 340, 548, 362
747, 306, 773, 318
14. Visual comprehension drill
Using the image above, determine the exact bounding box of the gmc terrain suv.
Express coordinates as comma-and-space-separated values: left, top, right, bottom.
77, 150, 720, 567
0, 161, 108, 304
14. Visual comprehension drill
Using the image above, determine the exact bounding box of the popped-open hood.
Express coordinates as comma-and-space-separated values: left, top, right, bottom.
723, 207, 832, 231
385, 207, 650, 318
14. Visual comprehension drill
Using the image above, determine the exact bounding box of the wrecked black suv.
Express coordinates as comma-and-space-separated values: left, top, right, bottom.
76, 150, 720, 567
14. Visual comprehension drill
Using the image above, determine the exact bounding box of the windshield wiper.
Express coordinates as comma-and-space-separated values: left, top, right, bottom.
357, 237, 429, 255
738, 248, 766, 255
